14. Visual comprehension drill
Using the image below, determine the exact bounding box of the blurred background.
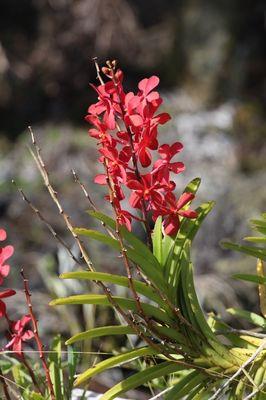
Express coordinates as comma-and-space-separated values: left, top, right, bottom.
0, 0, 265, 395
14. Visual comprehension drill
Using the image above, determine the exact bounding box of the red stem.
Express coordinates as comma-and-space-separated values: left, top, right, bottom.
21, 269, 55, 400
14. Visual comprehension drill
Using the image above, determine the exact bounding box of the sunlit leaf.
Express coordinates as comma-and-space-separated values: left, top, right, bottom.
74, 346, 159, 386
100, 361, 186, 400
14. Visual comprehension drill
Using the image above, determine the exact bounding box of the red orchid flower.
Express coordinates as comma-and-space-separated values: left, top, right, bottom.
127, 173, 164, 210
0, 289, 16, 318
5, 315, 34, 356
154, 142, 185, 175
162, 192, 198, 236
0, 229, 14, 285
88, 81, 122, 130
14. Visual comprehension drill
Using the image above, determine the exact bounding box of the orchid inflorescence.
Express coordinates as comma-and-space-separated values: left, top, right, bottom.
86, 60, 197, 238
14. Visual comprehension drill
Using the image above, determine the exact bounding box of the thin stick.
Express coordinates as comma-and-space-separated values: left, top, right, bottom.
209, 339, 266, 400
72, 169, 115, 239
92, 57, 104, 85
21, 268, 55, 400
0, 366, 11, 400
12, 180, 81, 266
21, 355, 44, 395
243, 382, 266, 400
28, 126, 94, 270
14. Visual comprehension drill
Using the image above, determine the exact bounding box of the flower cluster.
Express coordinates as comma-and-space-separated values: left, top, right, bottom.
0, 228, 33, 356
86, 61, 197, 235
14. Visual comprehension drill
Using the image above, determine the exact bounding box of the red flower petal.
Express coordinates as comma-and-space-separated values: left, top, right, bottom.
164, 215, 180, 236
176, 192, 195, 210
0, 289, 16, 299
0, 229, 7, 241
0, 264, 10, 278
138, 76, 160, 95
94, 174, 107, 185
178, 210, 198, 219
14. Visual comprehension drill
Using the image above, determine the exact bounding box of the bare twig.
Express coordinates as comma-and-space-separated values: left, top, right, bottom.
72, 169, 115, 239
28, 126, 94, 270
209, 339, 266, 400
71, 169, 96, 211
92, 57, 104, 85
243, 382, 266, 399
21, 268, 55, 400
12, 180, 81, 266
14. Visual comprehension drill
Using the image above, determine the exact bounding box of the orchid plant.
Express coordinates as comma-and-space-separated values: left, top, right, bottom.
0, 60, 265, 399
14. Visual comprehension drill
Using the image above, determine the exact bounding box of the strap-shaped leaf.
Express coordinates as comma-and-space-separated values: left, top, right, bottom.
50, 294, 173, 324
74, 346, 159, 386
100, 361, 186, 400
232, 274, 266, 285
152, 216, 163, 264
49, 335, 64, 400
60, 271, 165, 307
66, 325, 134, 345
88, 211, 162, 270
165, 370, 206, 400
182, 177, 201, 195
221, 242, 266, 261
165, 202, 215, 301
227, 308, 266, 328
244, 236, 266, 244
74, 228, 168, 292
257, 259, 266, 318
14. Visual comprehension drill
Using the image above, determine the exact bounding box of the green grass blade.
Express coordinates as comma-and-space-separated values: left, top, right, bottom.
67, 345, 79, 396
100, 361, 186, 400
66, 326, 134, 345
74, 346, 158, 386
49, 335, 63, 400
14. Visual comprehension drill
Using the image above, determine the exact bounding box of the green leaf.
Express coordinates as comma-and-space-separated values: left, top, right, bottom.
232, 274, 266, 285
67, 345, 79, 395
152, 216, 163, 264
74, 346, 159, 386
88, 211, 162, 270
165, 371, 206, 400
164, 201, 215, 301
75, 228, 168, 292
66, 326, 134, 345
221, 242, 266, 261
60, 271, 165, 307
227, 308, 266, 328
29, 393, 46, 400
244, 236, 266, 244
49, 335, 64, 400
183, 177, 201, 195
100, 361, 186, 400
50, 294, 173, 324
